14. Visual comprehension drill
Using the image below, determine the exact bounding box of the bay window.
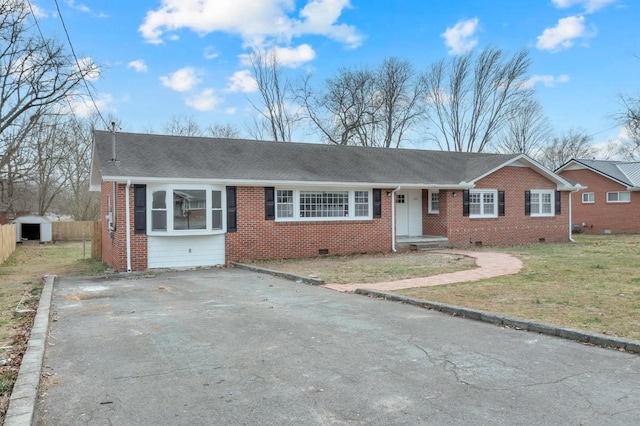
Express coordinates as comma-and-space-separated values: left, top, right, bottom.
148, 186, 225, 234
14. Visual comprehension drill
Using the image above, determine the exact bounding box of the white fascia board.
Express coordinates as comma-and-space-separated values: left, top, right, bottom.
100, 175, 473, 189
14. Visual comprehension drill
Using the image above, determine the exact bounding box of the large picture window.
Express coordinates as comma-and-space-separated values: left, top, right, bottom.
148, 186, 225, 234
275, 189, 372, 221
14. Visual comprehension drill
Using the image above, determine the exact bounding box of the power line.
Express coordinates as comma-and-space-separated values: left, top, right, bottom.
50, 0, 110, 129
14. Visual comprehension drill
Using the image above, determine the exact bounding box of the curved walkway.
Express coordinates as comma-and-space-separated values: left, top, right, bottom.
321, 250, 523, 293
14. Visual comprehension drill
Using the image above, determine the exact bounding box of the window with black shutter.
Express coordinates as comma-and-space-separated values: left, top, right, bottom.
133, 184, 146, 234
373, 188, 382, 218
226, 186, 237, 232
265, 187, 275, 220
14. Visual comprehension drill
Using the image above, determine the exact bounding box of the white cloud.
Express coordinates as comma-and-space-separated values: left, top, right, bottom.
536, 15, 593, 52
186, 88, 221, 111
273, 44, 316, 67
138, 0, 362, 48
441, 18, 479, 55
65, 0, 90, 13
128, 60, 148, 73
551, 0, 616, 13
522, 74, 570, 89
160, 67, 201, 92
63, 93, 114, 118
227, 70, 258, 93
77, 57, 100, 81
203, 46, 219, 60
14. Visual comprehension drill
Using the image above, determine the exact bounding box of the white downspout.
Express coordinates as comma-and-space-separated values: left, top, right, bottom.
569, 188, 578, 243
391, 186, 401, 252
125, 180, 132, 272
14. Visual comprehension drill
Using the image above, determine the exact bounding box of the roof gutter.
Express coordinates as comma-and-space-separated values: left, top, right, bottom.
99, 175, 475, 190
391, 186, 401, 253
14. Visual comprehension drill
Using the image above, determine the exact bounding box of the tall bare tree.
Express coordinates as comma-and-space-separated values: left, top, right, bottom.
298, 67, 378, 146
248, 49, 294, 141
617, 94, 640, 159
162, 114, 203, 136
537, 128, 596, 171
422, 47, 532, 152
205, 123, 241, 139
297, 58, 426, 147
495, 97, 552, 155
0, 0, 97, 155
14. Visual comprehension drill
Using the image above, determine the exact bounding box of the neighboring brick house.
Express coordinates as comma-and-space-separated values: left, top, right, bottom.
556, 159, 640, 234
90, 131, 579, 272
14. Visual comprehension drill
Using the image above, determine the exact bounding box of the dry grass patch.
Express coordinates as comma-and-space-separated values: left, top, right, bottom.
247, 251, 477, 284
396, 234, 640, 341
0, 241, 106, 421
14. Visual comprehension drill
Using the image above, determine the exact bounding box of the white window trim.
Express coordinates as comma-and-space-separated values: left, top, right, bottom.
275, 188, 373, 222
606, 191, 631, 203
469, 189, 498, 219
147, 184, 227, 236
428, 190, 439, 214
582, 192, 595, 204
530, 189, 555, 217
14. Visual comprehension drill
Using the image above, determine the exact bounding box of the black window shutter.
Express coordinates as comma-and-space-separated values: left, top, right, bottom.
373, 189, 382, 218
498, 190, 505, 216
265, 187, 275, 220
555, 191, 561, 215
462, 190, 470, 217
226, 186, 237, 232
524, 190, 531, 216
133, 184, 146, 234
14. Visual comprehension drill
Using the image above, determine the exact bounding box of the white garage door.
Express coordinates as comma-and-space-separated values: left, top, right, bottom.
147, 235, 225, 269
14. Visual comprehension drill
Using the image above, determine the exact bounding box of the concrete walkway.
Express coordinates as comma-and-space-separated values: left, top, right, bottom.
321, 250, 523, 292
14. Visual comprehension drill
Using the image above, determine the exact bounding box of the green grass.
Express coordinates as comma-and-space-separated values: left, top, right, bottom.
396, 234, 640, 340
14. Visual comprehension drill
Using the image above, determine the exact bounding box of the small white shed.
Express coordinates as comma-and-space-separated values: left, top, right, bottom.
13, 215, 53, 242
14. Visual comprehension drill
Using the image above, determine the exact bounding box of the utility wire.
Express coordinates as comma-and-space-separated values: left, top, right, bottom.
50, 0, 110, 129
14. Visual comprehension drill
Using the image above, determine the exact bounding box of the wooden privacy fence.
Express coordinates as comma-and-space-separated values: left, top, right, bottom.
0, 223, 16, 264
52, 221, 96, 241
52, 221, 102, 260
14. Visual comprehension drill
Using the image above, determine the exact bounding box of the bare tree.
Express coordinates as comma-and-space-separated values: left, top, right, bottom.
0, 0, 97, 163
422, 47, 532, 152
54, 117, 100, 220
297, 67, 378, 146
248, 49, 294, 141
616, 94, 640, 159
205, 123, 241, 139
370, 57, 427, 148
162, 114, 203, 136
537, 128, 596, 170
495, 97, 552, 155
297, 58, 426, 147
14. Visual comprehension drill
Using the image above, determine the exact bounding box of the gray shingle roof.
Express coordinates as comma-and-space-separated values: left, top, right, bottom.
92, 131, 531, 187
564, 159, 640, 187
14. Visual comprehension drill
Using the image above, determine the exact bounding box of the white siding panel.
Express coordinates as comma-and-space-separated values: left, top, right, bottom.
148, 235, 225, 269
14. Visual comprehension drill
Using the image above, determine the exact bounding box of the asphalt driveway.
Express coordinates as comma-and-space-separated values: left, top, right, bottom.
36, 268, 640, 425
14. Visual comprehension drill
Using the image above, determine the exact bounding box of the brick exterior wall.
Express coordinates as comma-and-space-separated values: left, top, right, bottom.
423, 189, 448, 236
559, 169, 640, 234
225, 187, 394, 262
100, 182, 148, 272
444, 166, 570, 247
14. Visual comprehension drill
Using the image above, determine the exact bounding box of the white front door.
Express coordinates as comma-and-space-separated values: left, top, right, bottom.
396, 192, 409, 236
396, 189, 423, 237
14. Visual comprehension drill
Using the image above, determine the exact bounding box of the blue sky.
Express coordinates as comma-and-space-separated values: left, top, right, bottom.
32, 0, 639, 151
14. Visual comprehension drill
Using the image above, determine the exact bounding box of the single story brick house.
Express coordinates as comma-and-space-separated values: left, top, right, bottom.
90, 131, 579, 272
556, 158, 640, 234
